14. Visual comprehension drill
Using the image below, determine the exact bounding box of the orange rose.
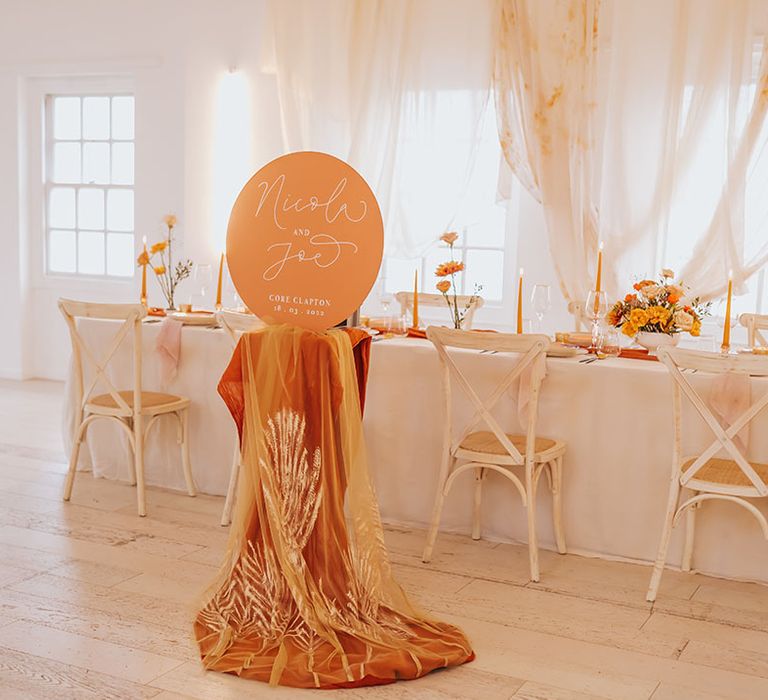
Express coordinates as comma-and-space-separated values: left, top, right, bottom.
668, 292, 680, 304
436, 280, 451, 293
624, 293, 637, 303
435, 261, 464, 277
440, 232, 459, 245
633, 279, 655, 291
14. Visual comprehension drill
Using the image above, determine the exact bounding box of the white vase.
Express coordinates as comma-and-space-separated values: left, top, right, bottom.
635, 331, 679, 354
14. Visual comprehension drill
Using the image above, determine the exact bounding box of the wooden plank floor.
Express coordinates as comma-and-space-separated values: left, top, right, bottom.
0, 378, 767, 699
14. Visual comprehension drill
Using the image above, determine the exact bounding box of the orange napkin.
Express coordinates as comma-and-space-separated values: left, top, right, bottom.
148, 307, 166, 317
618, 348, 658, 362
407, 327, 427, 339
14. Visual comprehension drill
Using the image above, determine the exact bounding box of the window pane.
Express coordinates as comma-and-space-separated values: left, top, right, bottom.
49, 230, 76, 273
82, 96, 110, 140
106, 232, 134, 277
48, 187, 76, 229
53, 97, 80, 140
111, 142, 134, 185
107, 189, 133, 231
111, 96, 134, 140
82, 142, 110, 184
465, 249, 504, 301
52, 142, 81, 183
384, 257, 420, 295
77, 230, 105, 274
78, 188, 104, 230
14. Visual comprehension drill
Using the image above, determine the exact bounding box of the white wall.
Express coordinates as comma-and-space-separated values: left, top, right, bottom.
0, 0, 285, 379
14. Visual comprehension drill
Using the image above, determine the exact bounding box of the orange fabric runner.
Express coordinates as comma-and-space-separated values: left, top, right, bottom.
194, 325, 473, 688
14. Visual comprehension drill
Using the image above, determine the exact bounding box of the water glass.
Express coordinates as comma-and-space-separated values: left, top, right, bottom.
531, 284, 551, 332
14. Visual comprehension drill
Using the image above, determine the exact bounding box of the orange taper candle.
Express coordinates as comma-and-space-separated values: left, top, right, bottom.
412, 269, 419, 328
140, 236, 147, 307
216, 252, 224, 310
721, 270, 733, 352
517, 268, 524, 334
595, 241, 603, 293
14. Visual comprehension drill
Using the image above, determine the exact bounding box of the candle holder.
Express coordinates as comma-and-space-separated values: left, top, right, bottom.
585, 290, 608, 351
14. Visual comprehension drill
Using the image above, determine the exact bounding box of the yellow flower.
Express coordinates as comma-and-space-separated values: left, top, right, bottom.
647, 305, 671, 326
691, 319, 701, 337
435, 261, 464, 277
153, 265, 166, 275
629, 308, 649, 328
150, 240, 168, 254
440, 232, 459, 245
436, 280, 451, 293
137, 251, 149, 266
622, 323, 637, 337
163, 214, 177, 228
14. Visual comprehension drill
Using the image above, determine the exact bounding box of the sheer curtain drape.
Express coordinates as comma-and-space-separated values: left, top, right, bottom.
494, 0, 768, 304
267, 0, 494, 258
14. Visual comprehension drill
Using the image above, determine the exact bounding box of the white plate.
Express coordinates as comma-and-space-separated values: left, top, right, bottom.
167, 311, 219, 327
547, 342, 588, 358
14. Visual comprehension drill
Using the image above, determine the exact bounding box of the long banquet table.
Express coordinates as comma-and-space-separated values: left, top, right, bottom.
63, 318, 768, 584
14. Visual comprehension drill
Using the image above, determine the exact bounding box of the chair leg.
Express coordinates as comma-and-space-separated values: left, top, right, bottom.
134, 414, 147, 517
126, 417, 137, 486
180, 409, 196, 497
526, 463, 540, 582
423, 454, 455, 563
682, 494, 699, 573
64, 420, 86, 501
646, 478, 682, 602
471, 467, 484, 540
550, 457, 567, 554
221, 435, 241, 527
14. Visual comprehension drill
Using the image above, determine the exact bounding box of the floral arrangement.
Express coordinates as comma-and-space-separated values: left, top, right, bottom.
607, 269, 710, 337
434, 231, 481, 330
137, 215, 193, 310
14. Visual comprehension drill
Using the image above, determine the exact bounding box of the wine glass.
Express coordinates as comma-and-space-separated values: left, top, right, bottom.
380, 292, 393, 314
598, 326, 621, 358
192, 263, 213, 309
585, 290, 608, 350
531, 284, 551, 332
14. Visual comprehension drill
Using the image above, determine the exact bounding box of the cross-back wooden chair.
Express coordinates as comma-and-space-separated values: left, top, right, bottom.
646, 347, 768, 601
739, 313, 768, 347
423, 326, 567, 582
60, 299, 195, 517
215, 309, 265, 526
395, 291, 484, 330
567, 300, 588, 332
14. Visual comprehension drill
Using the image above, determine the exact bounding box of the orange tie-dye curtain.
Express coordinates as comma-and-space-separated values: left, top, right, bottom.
494, 0, 768, 305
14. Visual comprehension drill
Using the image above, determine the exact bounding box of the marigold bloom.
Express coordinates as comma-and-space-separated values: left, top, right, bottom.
436, 280, 451, 293
661, 268, 675, 279
163, 214, 177, 228
647, 305, 671, 325
154, 265, 166, 275
137, 251, 150, 266
629, 308, 649, 328
150, 240, 168, 254
622, 323, 637, 337
435, 261, 464, 277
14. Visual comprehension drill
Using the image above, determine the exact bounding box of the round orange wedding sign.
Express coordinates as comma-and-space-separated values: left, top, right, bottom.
226, 151, 383, 331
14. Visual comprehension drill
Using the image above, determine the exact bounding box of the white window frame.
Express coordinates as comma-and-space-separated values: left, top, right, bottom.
25, 76, 135, 291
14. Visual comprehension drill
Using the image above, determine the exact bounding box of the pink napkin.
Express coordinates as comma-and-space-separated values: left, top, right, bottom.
708, 372, 751, 453
156, 318, 183, 386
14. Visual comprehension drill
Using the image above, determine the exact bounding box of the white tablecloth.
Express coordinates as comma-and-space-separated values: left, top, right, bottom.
64, 320, 768, 583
